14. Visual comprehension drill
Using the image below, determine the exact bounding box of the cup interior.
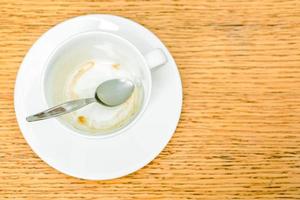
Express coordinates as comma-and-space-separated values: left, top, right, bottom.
43, 31, 151, 137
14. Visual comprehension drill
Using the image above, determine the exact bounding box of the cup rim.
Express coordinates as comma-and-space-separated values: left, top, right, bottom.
41, 30, 152, 139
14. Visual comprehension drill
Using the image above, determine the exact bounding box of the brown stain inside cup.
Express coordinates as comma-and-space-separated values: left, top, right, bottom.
69, 61, 95, 99
77, 115, 87, 125
112, 63, 120, 70
64, 60, 143, 133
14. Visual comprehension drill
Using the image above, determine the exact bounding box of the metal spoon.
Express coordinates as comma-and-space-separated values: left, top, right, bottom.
26, 78, 135, 122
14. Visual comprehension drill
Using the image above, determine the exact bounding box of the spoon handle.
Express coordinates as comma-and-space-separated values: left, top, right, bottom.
26, 98, 96, 122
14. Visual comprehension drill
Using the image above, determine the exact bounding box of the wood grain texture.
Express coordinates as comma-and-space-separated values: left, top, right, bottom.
1, 0, 300, 199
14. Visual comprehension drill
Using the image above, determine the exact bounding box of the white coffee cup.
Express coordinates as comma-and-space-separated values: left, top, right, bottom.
43, 31, 167, 137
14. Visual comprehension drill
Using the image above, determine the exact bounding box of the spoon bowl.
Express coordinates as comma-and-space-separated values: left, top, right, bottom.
95, 78, 135, 107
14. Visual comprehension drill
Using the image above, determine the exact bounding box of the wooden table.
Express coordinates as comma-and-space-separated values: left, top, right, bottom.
1, 0, 300, 199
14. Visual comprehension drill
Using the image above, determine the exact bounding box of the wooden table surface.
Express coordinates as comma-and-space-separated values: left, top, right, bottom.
1, 0, 300, 199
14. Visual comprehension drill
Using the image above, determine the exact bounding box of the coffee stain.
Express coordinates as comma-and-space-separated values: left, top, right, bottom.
63, 60, 144, 134
77, 115, 87, 125
69, 60, 95, 99
112, 63, 120, 70
71, 86, 143, 133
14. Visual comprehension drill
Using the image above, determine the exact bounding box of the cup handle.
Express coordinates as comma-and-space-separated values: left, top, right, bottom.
144, 48, 168, 70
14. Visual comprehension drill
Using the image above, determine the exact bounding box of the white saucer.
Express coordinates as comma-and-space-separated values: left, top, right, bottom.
14, 14, 182, 180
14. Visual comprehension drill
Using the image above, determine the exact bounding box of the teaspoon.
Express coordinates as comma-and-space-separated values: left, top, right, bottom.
26, 78, 135, 122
